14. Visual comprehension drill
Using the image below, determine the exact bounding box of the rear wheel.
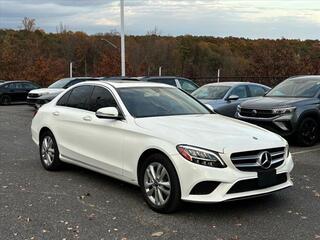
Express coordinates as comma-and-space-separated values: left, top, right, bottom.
39, 131, 62, 171
0, 95, 11, 105
297, 117, 319, 147
139, 153, 181, 213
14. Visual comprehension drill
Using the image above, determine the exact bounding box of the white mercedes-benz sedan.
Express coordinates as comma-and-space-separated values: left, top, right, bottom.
31, 81, 294, 213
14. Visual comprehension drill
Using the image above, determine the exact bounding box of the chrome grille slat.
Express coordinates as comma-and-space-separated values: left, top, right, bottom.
271, 151, 285, 157
231, 147, 285, 172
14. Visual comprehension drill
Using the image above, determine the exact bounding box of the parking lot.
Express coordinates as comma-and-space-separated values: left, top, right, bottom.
1, 105, 320, 240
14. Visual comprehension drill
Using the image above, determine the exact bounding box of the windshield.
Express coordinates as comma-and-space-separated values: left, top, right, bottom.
118, 87, 211, 118
267, 78, 320, 98
48, 78, 71, 89
192, 85, 230, 100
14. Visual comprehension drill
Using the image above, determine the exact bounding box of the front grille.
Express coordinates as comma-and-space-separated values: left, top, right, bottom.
239, 108, 277, 118
227, 173, 287, 194
230, 147, 285, 172
28, 93, 40, 98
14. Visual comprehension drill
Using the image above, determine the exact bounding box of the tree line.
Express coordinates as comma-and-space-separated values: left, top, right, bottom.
0, 18, 319, 87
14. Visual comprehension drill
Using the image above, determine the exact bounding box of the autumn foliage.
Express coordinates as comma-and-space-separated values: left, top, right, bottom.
0, 21, 320, 87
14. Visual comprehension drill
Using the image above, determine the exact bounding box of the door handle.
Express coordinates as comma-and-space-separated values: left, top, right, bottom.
83, 116, 92, 121
52, 111, 60, 116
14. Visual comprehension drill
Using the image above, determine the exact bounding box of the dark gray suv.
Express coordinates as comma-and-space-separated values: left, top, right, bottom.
236, 76, 320, 146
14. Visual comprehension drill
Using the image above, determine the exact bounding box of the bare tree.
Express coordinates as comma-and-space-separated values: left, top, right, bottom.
22, 17, 36, 32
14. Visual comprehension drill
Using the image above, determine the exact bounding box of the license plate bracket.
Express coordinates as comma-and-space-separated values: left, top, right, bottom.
258, 169, 277, 188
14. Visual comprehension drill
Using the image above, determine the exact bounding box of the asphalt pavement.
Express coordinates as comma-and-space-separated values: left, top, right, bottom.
1, 105, 320, 240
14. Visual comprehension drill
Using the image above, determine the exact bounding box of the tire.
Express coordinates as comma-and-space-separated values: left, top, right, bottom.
0, 95, 11, 105
296, 117, 320, 147
139, 153, 181, 213
39, 130, 63, 171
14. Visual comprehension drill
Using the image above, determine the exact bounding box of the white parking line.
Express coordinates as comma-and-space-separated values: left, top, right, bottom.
291, 148, 320, 156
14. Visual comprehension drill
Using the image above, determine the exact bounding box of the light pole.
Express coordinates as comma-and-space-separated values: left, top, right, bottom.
120, 0, 125, 77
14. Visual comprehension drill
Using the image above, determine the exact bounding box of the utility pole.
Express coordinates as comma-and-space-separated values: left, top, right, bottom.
159, 66, 162, 76
70, 62, 73, 78
120, 0, 125, 77
217, 68, 221, 82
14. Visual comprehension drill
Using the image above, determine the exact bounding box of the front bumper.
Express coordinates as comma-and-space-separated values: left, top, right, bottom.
173, 153, 294, 203
235, 112, 296, 137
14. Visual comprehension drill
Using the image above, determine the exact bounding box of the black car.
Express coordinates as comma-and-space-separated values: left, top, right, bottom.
143, 76, 199, 94
0, 80, 40, 105
236, 76, 320, 146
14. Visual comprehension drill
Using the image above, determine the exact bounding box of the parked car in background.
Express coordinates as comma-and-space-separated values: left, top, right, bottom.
31, 80, 293, 213
0, 80, 40, 105
192, 82, 270, 117
0, 80, 5, 84
236, 76, 320, 146
143, 76, 199, 94
27, 77, 100, 108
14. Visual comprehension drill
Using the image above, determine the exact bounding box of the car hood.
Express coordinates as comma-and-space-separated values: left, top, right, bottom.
240, 96, 319, 109
198, 99, 225, 109
134, 114, 285, 153
29, 88, 64, 95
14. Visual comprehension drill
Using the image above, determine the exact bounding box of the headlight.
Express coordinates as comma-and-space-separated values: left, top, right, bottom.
177, 145, 226, 168
272, 107, 296, 115
285, 144, 290, 158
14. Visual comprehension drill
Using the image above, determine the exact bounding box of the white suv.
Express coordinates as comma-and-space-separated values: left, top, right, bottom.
31, 81, 294, 213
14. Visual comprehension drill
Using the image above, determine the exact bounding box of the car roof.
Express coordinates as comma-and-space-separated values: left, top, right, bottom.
204, 82, 269, 87
79, 80, 176, 89
288, 75, 320, 81
59, 77, 101, 81
144, 76, 191, 80
2, 80, 33, 84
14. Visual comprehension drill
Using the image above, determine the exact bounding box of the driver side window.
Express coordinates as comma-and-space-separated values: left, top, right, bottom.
229, 85, 248, 99
88, 86, 118, 112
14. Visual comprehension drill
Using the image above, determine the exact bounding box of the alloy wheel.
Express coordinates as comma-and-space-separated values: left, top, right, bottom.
41, 136, 55, 166
301, 119, 318, 145
144, 162, 171, 207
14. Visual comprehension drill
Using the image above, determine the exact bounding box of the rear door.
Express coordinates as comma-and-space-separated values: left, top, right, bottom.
6, 83, 26, 102
53, 85, 124, 176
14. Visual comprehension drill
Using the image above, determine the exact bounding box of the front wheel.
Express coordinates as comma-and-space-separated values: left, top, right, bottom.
39, 131, 63, 171
139, 153, 181, 213
297, 117, 319, 147
0, 95, 11, 105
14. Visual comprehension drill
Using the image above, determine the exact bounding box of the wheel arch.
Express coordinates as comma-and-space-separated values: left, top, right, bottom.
137, 148, 175, 187
39, 126, 54, 141
297, 110, 320, 125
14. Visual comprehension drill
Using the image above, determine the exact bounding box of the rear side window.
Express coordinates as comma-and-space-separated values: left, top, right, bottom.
23, 83, 38, 90
88, 86, 117, 112
61, 86, 93, 110
57, 91, 71, 106
147, 78, 177, 86
249, 85, 267, 97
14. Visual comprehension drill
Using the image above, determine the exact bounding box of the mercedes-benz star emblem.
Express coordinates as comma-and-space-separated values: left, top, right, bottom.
257, 151, 272, 169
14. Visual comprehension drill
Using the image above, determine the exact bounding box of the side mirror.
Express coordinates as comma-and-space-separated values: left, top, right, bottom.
227, 95, 239, 101
96, 107, 122, 120
205, 104, 214, 111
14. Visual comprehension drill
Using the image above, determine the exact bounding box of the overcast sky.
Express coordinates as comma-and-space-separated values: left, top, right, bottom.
0, 0, 319, 39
